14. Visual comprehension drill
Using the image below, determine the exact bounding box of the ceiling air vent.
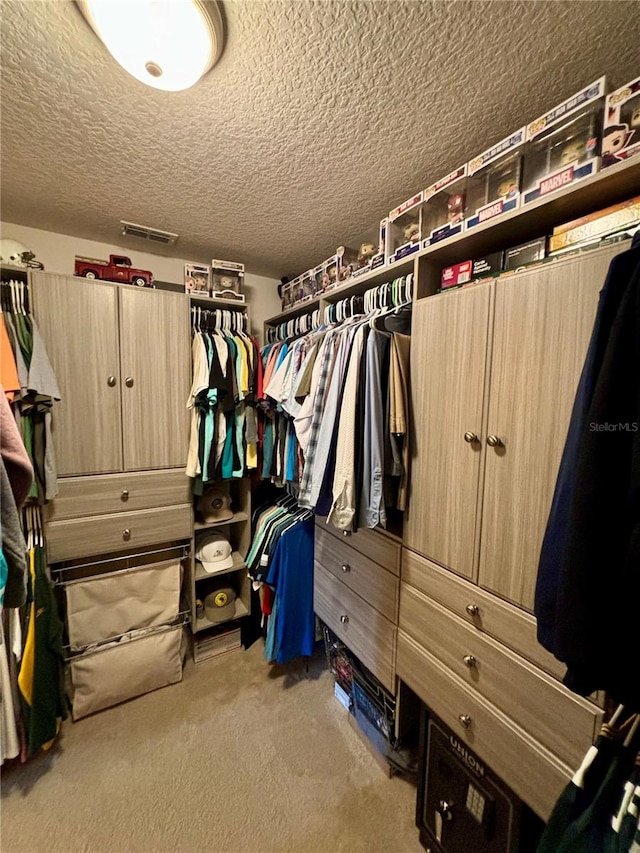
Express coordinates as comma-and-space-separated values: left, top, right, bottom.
120, 221, 178, 245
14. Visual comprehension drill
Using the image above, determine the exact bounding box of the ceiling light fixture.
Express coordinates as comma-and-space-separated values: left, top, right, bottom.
77, 0, 224, 92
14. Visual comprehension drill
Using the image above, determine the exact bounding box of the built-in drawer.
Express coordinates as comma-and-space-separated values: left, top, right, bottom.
315, 527, 398, 622
316, 517, 401, 576
399, 583, 600, 769
314, 563, 396, 692
402, 548, 566, 680
46, 504, 192, 562
44, 470, 192, 521
396, 630, 571, 821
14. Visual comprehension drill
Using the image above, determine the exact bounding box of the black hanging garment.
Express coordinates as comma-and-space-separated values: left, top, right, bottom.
535, 235, 640, 708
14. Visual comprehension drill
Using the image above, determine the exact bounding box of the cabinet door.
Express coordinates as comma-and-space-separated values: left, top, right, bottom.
30, 272, 123, 475
478, 245, 624, 610
119, 287, 190, 470
404, 283, 492, 579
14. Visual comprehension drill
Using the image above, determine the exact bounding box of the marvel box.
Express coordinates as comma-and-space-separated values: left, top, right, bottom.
522, 77, 606, 205
602, 77, 640, 168
466, 129, 525, 230
422, 166, 467, 247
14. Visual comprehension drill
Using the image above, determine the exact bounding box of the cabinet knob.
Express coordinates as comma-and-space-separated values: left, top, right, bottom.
458, 714, 472, 728
107, 375, 116, 387
340, 614, 349, 624
464, 431, 479, 444
487, 434, 503, 447
122, 528, 131, 541
121, 489, 129, 501
463, 654, 477, 668
342, 530, 351, 537
125, 377, 134, 388
465, 604, 480, 617
341, 564, 351, 573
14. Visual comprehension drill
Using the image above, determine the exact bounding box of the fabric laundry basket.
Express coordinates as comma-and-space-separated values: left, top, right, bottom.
64, 559, 182, 649
69, 624, 185, 720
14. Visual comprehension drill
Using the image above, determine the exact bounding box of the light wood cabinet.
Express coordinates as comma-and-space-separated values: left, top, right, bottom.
478, 252, 613, 608
119, 287, 190, 471
30, 273, 123, 475
404, 284, 492, 580
400, 243, 624, 820
405, 243, 625, 608
31, 272, 190, 475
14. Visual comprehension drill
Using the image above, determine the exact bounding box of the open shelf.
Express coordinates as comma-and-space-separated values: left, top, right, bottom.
194, 511, 249, 530
194, 598, 250, 633
265, 296, 321, 326
189, 293, 248, 310
415, 157, 640, 298
194, 551, 247, 582
320, 254, 415, 304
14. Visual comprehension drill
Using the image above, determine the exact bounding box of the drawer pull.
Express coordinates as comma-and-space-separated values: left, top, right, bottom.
463, 655, 477, 668
121, 489, 129, 501
340, 615, 349, 624
341, 563, 351, 573
122, 528, 131, 541
107, 375, 116, 387
465, 604, 480, 617
458, 714, 472, 728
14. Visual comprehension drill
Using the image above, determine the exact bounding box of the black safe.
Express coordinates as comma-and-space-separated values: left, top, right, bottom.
417, 714, 543, 853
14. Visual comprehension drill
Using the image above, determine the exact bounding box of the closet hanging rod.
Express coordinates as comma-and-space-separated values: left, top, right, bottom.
50, 542, 191, 576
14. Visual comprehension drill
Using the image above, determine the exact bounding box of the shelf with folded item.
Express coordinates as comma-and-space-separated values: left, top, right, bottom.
194, 550, 247, 581
193, 569, 251, 633
194, 511, 249, 530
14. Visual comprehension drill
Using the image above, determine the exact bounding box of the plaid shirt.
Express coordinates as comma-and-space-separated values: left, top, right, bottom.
298, 330, 339, 506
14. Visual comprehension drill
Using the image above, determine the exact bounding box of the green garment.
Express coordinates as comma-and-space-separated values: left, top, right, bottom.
18, 547, 68, 756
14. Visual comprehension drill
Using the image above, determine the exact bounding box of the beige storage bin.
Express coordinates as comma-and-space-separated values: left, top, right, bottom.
65, 559, 182, 649
69, 624, 184, 720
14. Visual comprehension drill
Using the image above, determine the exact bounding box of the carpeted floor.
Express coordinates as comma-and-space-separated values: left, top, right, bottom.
1, 641, 423, 853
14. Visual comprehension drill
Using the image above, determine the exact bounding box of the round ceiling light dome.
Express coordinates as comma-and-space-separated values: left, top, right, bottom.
77, 0, 224, 92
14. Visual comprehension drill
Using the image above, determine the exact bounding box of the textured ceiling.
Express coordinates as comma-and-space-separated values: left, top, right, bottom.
1, 0, 638, 278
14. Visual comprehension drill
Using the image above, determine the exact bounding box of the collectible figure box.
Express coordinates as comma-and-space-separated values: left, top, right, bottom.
313, 263, 324, 295
503, 237, 546, 271
388, 193, 423, 264
422, 165, 467, 247
466, 129, 525, 230
185, 262, 210, 295
351, 219, 388, 277
320, 255, 339, 291
211, 259, 245, 301
440, 260, 472, 290
522, 77, 606, 205
301, 269, 317, 301
602, 77, 640, 169
336, 246, 359, 282
548, 196, 640, 252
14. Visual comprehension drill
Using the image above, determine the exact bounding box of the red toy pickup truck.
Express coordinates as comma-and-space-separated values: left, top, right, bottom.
74, 254, 154, 287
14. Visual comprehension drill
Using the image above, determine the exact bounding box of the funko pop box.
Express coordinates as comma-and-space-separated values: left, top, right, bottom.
388, 193, 423, 264
466, 128, 526, 230
602, 77, 640, 169
211, 259, 245, 298
351, 219, 388, 277
522, 77, 606, 205
422, 165, 468, 248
